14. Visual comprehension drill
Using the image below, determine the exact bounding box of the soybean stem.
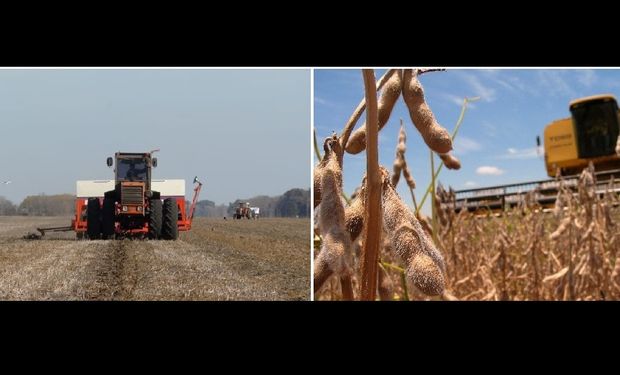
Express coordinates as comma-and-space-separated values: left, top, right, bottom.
338, 69, 397, 165
313, 129, 322, 162
360, 69, 382, 301
416, 96, 480, 215
430, 150, 438, 245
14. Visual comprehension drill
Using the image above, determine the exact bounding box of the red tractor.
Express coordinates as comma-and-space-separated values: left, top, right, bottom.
234, 202, 252, 219
72, 151, 203, 240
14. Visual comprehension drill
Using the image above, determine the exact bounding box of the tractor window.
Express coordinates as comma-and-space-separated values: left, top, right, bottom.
117, 159, 148, 181
571, 99, 620, 159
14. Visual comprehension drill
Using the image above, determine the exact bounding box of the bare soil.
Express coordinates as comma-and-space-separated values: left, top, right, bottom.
0, 216, 310, 300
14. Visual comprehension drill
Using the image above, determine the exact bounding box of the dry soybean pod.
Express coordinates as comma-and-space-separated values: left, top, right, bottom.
345, 70, 403, 154
402, 163, 416, 189
391, 121, 407, 187
439, 153, 461, 170
380, 166, 446, 296
345, 188, 366, 242
313, 134, 340, 208
402, 69, 452, 154
392, 158, 404, 187
313, 138, 352, 294
339, 69, 397, 164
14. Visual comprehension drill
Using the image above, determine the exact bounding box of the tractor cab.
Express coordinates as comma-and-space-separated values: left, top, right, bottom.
105, 152, 160, 218
108, 152, 157, 192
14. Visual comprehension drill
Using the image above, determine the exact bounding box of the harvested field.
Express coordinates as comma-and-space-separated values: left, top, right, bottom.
0, 216, 310, 300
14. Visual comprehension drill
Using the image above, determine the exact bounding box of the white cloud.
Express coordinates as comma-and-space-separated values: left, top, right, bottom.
440, 93, 478, 109
476, 166, 504, 176
460, 73, 496, 102
507, 75, 534, 94
443, 93, 466, 107
537, 70, 576, 97
577, 69, 597, 87
493, 78, 517, 92
464, 181, 478, 187
499, 146, 542, 160
453, 136, 482, 154
480, 70, 540, 97
482, 121, 497, 137
314, 96, 329, 105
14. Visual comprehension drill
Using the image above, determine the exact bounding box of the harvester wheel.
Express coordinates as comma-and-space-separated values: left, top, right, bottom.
162, 198, 179, 240
87, 198, 101, 240
102, 197, 116, 239
149, 198, 163, 239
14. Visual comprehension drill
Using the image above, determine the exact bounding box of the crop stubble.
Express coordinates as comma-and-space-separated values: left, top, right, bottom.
0, 216, 309, 300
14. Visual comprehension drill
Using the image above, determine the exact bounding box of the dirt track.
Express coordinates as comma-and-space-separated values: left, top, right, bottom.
0, 216, 310, 300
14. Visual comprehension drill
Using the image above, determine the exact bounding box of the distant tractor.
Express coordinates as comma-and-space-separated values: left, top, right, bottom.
69, 151, 203, 240
234, 202, 252, 219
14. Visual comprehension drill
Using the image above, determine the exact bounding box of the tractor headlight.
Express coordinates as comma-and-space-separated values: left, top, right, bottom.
122, 206, 128, 212
137, 206, 142, 212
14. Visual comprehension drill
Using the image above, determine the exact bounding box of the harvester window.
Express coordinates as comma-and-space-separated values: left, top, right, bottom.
571, 99, 619, 159
117, 159, 148, 181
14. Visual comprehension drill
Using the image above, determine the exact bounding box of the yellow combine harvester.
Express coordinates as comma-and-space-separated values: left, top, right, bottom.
444, 94, 620, 213
544, 94, 620, 176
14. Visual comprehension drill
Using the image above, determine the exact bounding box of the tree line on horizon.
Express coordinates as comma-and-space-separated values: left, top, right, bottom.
0, 188, 310, 218
191, 188, 310, 218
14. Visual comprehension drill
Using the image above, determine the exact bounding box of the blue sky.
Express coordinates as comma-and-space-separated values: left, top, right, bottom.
0, 69, 310, 205
314, 69, 620, 215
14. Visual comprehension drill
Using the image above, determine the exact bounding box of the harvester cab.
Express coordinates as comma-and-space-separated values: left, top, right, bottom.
544, 94, 620, 176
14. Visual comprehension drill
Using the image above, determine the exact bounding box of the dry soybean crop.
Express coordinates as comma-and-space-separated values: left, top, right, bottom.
0, 216, 309, 300
314, 68, 620, 301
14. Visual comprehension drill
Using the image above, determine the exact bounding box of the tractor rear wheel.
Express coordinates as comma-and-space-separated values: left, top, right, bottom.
87, 198, 101, 240
162, 198, 179, 240
149, 198, 163, 239
102, 197, 116, 239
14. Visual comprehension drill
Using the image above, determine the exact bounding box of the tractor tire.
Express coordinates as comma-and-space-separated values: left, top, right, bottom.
149, 198, 163, 239
76, 232, 84, 240
87, 198, 101, 240
162, 198, 179, 240
102, 197, 116, 239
